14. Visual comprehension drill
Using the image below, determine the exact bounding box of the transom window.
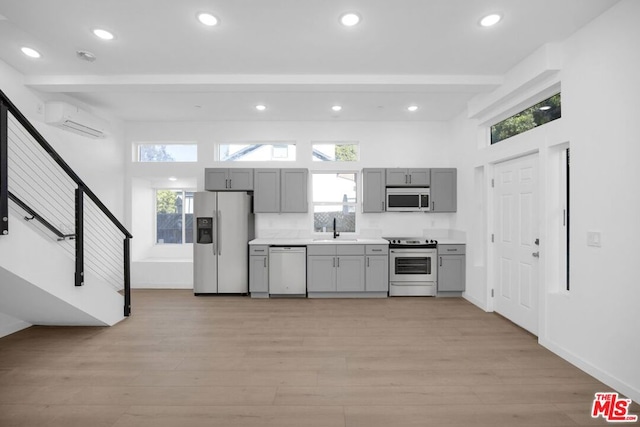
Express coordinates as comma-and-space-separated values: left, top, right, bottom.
219, 142, 296, 161
491, 93, 561, 144
137, 143, 197, 162
312, 172, 357, 233
312, 142, 359, 162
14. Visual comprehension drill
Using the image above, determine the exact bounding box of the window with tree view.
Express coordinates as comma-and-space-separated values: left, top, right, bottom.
312, 172, 357, 233
156, 190, 194, 244
138, 144, 197, 162
491, 93, 561, 144
312, 142, 359, 161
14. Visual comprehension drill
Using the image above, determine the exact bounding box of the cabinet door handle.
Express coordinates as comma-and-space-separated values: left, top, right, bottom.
432, 201, 435, 210
333, 257, 335, 268
264, 258, 267, 268
439, 257, 442, 267
367, 257, 370, 267
381, 201, 384, 211
409, 175, 412, 184
405, 175, 408, 184
337, 257, 340, 268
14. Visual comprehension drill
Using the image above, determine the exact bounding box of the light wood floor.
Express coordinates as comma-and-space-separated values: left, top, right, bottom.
0, 290, 637, 426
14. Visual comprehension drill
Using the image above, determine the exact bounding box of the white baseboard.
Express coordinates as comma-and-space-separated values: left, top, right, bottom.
463, 292, 489, 312
540, 337, 640, 404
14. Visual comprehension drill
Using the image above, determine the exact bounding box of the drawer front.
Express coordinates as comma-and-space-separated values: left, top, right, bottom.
336, 245, 365, 255
366, 245, 388, 255
249, 245, 269, 255
307, 245, 336, 256
438, 244, 466, 255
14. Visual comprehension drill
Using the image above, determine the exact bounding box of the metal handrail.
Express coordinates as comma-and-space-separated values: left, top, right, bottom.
8, 191, 75, 240
0, 89, 132, 317
0, 90, 131, 238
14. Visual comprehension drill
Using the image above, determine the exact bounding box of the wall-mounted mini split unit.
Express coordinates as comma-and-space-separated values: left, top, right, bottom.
44, 101, 108, 139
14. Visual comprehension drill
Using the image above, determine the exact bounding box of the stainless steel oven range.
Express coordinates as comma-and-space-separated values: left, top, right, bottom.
384, 238, 438, 296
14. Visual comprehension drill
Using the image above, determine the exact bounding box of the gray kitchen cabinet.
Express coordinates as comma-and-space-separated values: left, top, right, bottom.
307, 244, 386, 295
362, 168, 386, 212
249, 245, 270, 296
281, 169, 308, 213
430, 168, 457, 212
366, 254, 389, 292
307, 255, 337, 292
437, 244, 465, 293
336, 256, 365, 292
386, 168, 430, 187
253, 168, 308, 213
205, 168, 254, 191
253, 169, 280, 213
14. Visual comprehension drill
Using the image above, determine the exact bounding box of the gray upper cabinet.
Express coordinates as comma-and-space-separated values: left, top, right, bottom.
386, 168, 430, 186
362, 168, 386, 212
281, 169, 308, 213
205, 168, 254, 191
430, 168, 457, 212
253, 169, 280, 213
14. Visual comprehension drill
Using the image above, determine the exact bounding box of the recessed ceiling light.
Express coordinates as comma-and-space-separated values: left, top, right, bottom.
168, 176, 178, 181
407, 105, 419, 112
332, 105, 342, 112
21, 47, 41, 58
539, 105, 551, 111
197, 12, 219, 26
480, 14, 502, 27
340, 12, 361, 27
255, 104, 267, 111
92, 28, 114, 40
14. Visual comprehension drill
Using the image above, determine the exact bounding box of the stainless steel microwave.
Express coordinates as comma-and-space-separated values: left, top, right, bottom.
385, 187, 430, 212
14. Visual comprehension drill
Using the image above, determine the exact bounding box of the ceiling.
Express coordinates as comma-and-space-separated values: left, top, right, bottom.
0, 0, 619, 122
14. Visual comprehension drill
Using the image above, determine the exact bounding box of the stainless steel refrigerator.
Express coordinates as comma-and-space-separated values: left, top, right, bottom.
193, 191, 254, 294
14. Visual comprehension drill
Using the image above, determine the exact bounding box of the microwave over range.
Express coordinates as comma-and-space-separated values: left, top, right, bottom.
385, 187, 430, 212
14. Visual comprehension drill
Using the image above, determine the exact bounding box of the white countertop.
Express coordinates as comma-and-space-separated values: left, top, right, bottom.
249, 237, 389, 246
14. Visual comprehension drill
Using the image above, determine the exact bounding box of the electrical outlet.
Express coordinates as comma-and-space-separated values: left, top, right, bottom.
587, 231, 602, 247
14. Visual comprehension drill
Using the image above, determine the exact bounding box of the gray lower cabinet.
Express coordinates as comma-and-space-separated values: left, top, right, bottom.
307, 244, 387, 295
205, 168, 254, 191
437, 244, 465, 293
362, 168, 386, 212
336, 256, 365, 292
430, 168, 457, 212
366, 255, 389, 292
253, 168, 308, 213
249, 245, 269, 295
307, 255, 337, 292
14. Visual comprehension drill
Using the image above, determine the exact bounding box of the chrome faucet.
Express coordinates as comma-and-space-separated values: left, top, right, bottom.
333, 217, 340, 239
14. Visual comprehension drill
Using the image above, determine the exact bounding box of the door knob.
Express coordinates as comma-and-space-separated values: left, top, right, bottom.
534, 238, 540, 245
532, 252, 540, 258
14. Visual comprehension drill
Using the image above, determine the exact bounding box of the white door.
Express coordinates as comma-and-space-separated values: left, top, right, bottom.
493, 154, 539, 335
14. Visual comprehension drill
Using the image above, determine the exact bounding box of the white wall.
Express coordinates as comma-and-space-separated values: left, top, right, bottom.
453, 0, 640, 402
126, 120, 459, 288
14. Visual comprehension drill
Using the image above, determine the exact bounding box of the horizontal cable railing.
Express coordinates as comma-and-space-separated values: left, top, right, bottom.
1, 89, 132, 316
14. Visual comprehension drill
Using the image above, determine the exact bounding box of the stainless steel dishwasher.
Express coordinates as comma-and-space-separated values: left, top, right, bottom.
268, 246, 307, 296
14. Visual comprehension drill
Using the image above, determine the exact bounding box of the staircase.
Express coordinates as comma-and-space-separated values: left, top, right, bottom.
0, 90, 131, 337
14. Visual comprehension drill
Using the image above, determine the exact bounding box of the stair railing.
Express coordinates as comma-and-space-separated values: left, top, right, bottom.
0, 89, 132, 317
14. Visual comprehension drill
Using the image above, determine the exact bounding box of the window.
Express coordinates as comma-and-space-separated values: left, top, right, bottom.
312, 172, 357, 233
312, 142, 359, 162
219, 142, 296, 161
491, 93, 561, 144
138, 143, 197, 162
156, 190, 194, 244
